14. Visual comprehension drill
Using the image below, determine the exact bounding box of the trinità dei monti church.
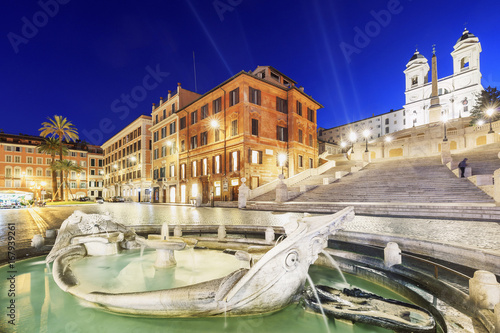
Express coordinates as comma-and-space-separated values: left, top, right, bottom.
319, 28, 483, 144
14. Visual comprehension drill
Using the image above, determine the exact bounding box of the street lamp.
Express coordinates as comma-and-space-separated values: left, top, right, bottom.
486, 108, 495, 134
349, 132, 357, 153
385, 136, 393, 143
477, 119, 485, 126
442, 113, 448, 142
362, 129, 370, 152
340, 141, 346, 153
278, 153, 287, 175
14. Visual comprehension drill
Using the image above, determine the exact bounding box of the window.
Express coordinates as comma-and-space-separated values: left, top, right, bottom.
163, 109, 166, 119
229, 88, 239, 107
296, 101, 302, 116
180, 116, 187, 129
385, 118, 389, 125
309, 134, 313, 147
169, 164, 175, 177
169, 121, 176, 135
190, 135, 198, 149
14, 156, 21, 163
15, 147, 21, 152
309, 158, 313, 168
171, 103, 176, 114
5, 180, 12, 188
46, 169, 51, 177
200, 131, 208, 146
251, 119, 259, 136
5, 155, 12, 162
90, 169, 95, 175
213, 155, 221, 174
460, 56, 470, 69
249, 87, 261, 105
80, 182, 86, 189
271, 72, 279, 81
411, 76, 418, 86
153, 131, 158, 142
201, 104, 209, 119
276, 97, 287, 113
215, 129, 220, 142
213, 97, 222, 114
160, 167, 166, 178
27, 157, 33, 164
169, 140, 176, 155
181, 140, 185, 152
298, 130, 303, 143
229, 151, 240, 172
161, 146, 166, 157
81, 161, 86, 167
14, 180, 21, 188
36, 168, 43, 176
192, 161, 197, 177
5, 167, 12, 177
298, 155, 303, 168
153, 169, 159, 180
249, 150, 262, 164
394, 121, 397, 124
202, 158, 208, 176
307, 108, 315, 122
277, 126, 288, 142
154, 148, 158, 160
161, 126, 166, 138
191, 110, 198, 125
14, 167, 21, 177
180, 163, 186, 179
80, 153, 86, 158
90, 159, 95, 167
99, 159, 103, 167
385, 127, 389, 134
4, 146, 12, 152
231, 120, 238, 136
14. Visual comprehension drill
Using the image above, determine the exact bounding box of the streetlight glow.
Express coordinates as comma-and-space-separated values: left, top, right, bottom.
385, 136, 392, 143
340, 141, 346, 148
210, 119, 220, 129
486, 108, 495, 133
362, 129, 370, 152
477, 119, 485, 126
349, 132, 357, 142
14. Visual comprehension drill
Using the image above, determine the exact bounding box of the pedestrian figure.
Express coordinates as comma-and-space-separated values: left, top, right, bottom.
458, 158, 468, 178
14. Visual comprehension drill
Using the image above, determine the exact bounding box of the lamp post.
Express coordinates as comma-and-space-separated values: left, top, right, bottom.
340, 141, 346, 154
278, 153, 287, 175
349, 132, 357, 153
486, 108, 495, 134
442, 113, 448, 142
362, 129, 370, 152
41, 181, 46, 202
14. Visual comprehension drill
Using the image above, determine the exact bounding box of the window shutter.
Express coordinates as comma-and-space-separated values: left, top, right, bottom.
212, 156, 215, 174
276, 126, 279, 140
249, 87, 253, 103
236, 151, 240, 170
257, 90, 261, 105
235, 88, 239, 104
229, 153, 233, 172
248, 148, 252, 163
259, 151, 263, 164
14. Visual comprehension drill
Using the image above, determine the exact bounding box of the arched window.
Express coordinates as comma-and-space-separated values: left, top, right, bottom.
36, 168, 43, 177
46, 169, 52, 177
5, 166, 12, 177
460, 57, 470, 69
411, 76, 418, 86
26, 167, 33, 176
14, 167, 21, 177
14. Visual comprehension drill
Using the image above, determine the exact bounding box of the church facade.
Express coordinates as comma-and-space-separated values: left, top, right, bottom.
319, 29, 483, 145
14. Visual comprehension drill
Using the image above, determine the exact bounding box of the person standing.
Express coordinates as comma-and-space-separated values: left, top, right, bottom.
458, 158, 468, 178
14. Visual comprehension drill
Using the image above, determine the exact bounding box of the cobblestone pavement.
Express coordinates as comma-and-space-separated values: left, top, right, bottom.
1, 203, 499, 255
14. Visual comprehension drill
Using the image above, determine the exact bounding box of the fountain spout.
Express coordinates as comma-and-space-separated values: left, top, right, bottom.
161, 223, 170, 241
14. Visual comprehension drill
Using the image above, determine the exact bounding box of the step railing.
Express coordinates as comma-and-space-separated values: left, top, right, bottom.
249, 160, 336, 199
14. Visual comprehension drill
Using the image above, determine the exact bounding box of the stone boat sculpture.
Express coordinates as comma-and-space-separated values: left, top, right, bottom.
48, 207, 354, 317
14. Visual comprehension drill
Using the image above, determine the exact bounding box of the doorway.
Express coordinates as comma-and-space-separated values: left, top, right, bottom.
169, 186, 176, 203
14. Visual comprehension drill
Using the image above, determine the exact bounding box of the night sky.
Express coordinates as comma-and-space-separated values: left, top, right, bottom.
2, 0, 500, 145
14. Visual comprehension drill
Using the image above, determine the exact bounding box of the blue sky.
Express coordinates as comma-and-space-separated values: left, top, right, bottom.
2, 0, 499, 144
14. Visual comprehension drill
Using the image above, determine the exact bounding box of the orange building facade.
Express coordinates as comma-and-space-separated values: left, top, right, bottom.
151, 66, 321, 203
102, 115, 153, 202
0, 133, 104, 202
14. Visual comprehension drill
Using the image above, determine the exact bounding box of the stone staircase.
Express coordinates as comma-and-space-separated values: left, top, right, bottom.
451, 142, 500, 175
287, 156, 494, 204
251, 159, 358, 201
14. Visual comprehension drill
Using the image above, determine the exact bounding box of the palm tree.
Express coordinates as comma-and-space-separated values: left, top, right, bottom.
37, 138, 68, 201
53, 160, 83, 201
39, 116, 79, 200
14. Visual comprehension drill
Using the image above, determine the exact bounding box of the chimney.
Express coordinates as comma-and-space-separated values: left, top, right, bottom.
168, 90, 172, 99
177, 82, 181, 93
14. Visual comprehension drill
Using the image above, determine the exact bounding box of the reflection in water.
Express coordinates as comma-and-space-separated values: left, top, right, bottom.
1, 257, 397, 333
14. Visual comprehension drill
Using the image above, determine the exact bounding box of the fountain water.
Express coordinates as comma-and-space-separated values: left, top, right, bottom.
321, 251, 348, 287
306, 274, 331, 333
